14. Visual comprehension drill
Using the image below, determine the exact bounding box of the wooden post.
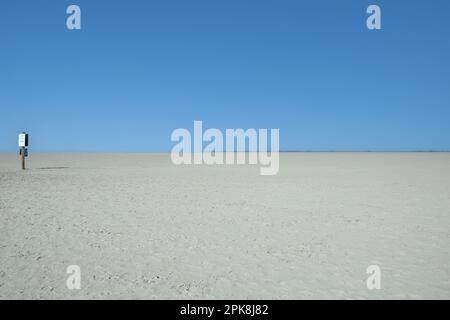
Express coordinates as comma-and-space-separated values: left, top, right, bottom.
21, 147, 25, 170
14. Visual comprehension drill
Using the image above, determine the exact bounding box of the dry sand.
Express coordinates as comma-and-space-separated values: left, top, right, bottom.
0, 153, 449, 299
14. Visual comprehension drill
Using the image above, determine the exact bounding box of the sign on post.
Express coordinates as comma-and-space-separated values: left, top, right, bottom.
18, 133, 28, 147
18, 132, 29, 170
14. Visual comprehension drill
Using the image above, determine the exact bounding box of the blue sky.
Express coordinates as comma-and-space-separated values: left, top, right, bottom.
1, 0, 449, 152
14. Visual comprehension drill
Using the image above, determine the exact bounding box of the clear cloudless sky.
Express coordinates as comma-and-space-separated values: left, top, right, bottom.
1, 0, 449, 152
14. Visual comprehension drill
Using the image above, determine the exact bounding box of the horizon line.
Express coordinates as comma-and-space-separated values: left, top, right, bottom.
1, 150, 450, 154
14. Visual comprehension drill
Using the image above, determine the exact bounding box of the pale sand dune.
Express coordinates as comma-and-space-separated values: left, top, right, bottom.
0, 153, 449, 299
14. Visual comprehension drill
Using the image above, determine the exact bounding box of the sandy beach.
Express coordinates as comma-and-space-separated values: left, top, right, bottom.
0, 153, 449, 299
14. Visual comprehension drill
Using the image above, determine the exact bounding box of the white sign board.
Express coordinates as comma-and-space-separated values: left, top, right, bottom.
18, 133, 28, 147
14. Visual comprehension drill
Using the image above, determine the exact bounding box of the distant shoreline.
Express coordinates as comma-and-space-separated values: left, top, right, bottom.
1, 151, 449, 154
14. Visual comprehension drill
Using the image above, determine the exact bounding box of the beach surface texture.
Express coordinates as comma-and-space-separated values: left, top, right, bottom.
0, 153, 449, 299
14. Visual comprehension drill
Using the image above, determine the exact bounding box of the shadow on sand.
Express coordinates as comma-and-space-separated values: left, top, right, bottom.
37, 167, 70, 170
